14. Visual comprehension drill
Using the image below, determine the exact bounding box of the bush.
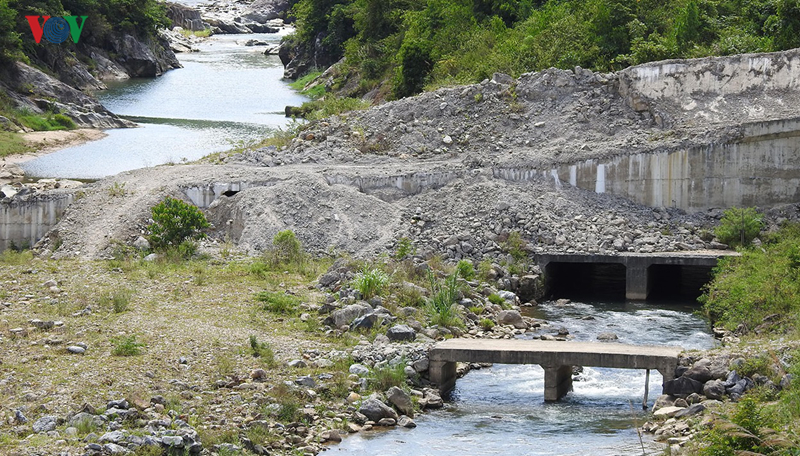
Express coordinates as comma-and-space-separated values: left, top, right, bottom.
487, 293, 505, 306
479, 318, 495, 330
456, 259, 476, 280
502, 231, 528, 262
351, 266, 390, 299
111, 335, 145, 356
714, 207, 763, 247
147, 197, 209, 251
269, 230, 304, 265
393, 237, 416, 260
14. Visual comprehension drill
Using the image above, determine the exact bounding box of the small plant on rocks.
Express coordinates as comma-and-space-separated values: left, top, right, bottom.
393, 237, 416, 260
248, 335, 276, 366
480, 318, 495, 330
456, 259, 476, 280
351, 266, 390, 299
111, 335, 145, 356
426, 270, 464, 328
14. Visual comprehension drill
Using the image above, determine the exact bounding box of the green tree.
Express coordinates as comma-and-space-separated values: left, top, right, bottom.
0, 0, 21, 63
147, 197, 210, 250
394, 38, 432, 98
714, 207, 763, 247
675, 0, 701, 47
770, 0, 800, 50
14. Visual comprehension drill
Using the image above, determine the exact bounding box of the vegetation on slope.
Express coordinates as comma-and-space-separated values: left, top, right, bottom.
696, 221, 800, 455
285, 0, 800, 102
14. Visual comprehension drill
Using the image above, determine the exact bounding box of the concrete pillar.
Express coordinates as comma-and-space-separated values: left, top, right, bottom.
429, 360, 457, 395
625, 260, 650, 300
543, 365, 573, 402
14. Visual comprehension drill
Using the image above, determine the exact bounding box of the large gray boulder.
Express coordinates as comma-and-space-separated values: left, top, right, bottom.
702, 379, 726, 400
497, 310, 527, 329
358, 399, 398, 423
386, 386, 414, 417
240, 0, 290, 22
662, 376, 703, 398
387, 325, 416, 342
328, 303, 372, 328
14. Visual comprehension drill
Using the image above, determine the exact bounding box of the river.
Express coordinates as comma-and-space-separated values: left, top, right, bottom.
334, 300, 714, 456
21, 31, 305, 180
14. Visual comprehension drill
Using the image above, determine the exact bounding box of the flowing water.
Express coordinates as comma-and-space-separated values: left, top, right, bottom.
22, 31, 305, 179
334, 300, 715, 456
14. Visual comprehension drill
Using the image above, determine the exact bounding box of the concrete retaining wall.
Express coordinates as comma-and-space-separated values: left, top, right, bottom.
0, 192, 74, 251
497, 118, 800, 212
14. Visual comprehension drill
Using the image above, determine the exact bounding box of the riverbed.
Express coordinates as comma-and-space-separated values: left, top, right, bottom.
21, 31, 305, 180
334, 300, 714, 455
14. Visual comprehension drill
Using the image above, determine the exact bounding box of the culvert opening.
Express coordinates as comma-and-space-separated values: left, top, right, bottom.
545, 262, 627, 301
222, 190, 240, 197
647, 264, 714, 302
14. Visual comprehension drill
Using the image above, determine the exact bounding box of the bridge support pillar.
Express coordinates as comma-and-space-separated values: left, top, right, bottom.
626, 260, 651, 300
544, 365, 573, 402
430, 360, 457, 395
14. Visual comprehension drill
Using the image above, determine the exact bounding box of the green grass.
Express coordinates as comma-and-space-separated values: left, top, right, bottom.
351, 267, 390, 300
289, 71, 325, 99
99, 288, 133, 313
255, 291, 301, 315
110, 335, 145, 356
701, 222, 800, 332
0, 249, 34, 265
426, 270, 464, 328
302, 96, 371, 121
0, 131, 30, 157
369, 362, 407, 392
248, 335, 276, 366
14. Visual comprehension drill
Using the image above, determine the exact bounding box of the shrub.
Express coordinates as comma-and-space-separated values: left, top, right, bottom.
256, 291, 300, 315
456, 259, 476, 280
426, 270, 464, 328
479, 318, 495, 330
502, 231, 528, 262
111, 335, 145, 356
394, 237, 416, 260
270, 230, 304, 265
351, 266, 390, 299
147, 197, 209, 251
700, 223, 800, 330
714, 207, 763, 247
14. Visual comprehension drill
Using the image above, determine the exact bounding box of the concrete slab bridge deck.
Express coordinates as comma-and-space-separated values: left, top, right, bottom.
429, 339, 682, 402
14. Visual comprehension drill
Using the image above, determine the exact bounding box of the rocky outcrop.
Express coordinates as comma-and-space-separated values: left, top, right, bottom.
109, 34, 181, 78
0, 62, 133, 129
240, 0, 290, 23
279, 36, 339, 80
166, 2, 209, 31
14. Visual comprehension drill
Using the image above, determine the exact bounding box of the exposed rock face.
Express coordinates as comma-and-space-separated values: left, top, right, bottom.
241, 0, 290, 23
110, 34, 181, 78
279, 36, 339, 80
0, 62, 133, 129
166, 2, 209, 31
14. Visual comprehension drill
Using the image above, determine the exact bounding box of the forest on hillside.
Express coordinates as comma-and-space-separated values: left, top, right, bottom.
0, 0, 169, 64
285, 0, 800, 98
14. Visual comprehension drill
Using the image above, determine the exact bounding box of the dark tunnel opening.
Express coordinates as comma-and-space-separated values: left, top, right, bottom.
647, 264, 714, 302
545, 262, 627, 301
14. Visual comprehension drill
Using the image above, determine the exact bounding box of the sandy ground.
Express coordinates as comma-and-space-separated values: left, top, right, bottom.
2, 129, 107, 165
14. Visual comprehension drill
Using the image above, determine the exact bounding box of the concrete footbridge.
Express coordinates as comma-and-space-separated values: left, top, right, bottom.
429, 339, 682, 402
